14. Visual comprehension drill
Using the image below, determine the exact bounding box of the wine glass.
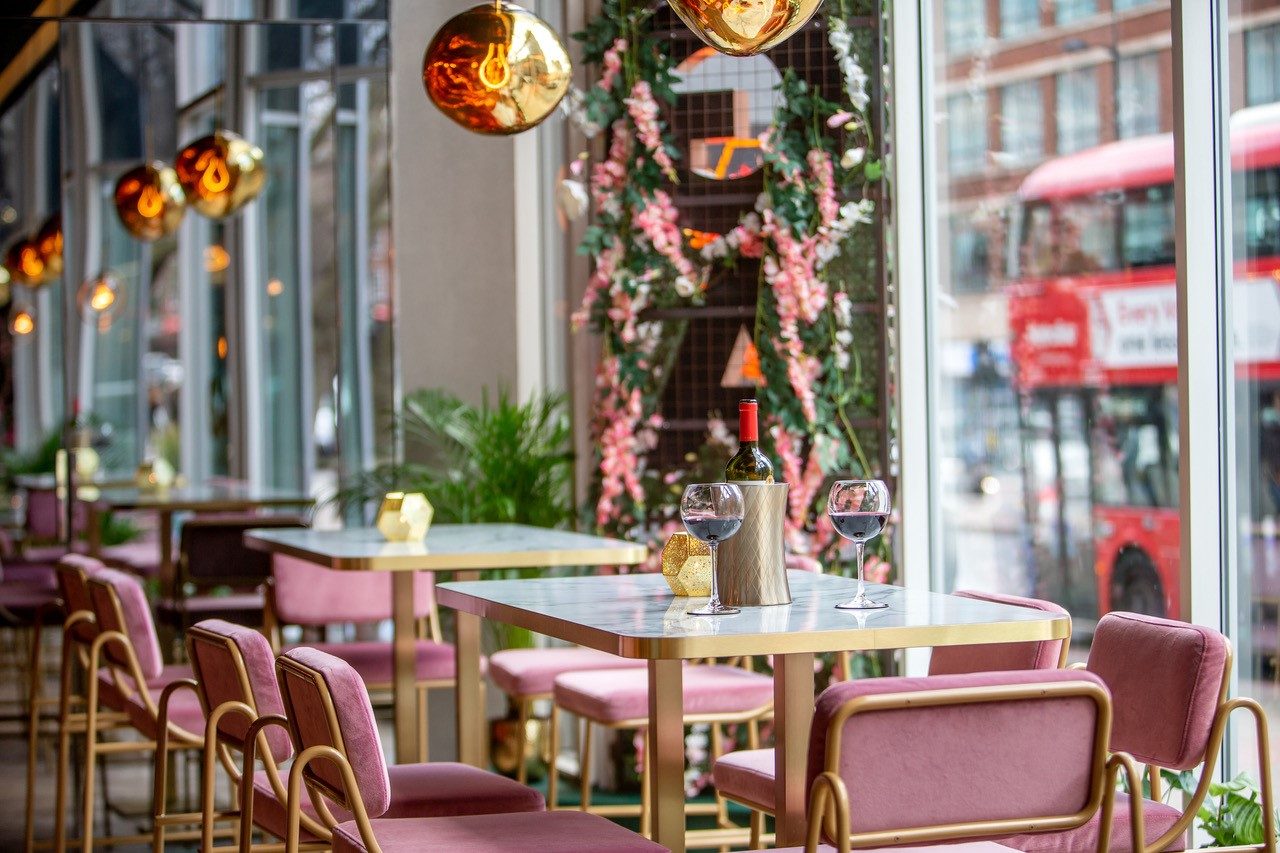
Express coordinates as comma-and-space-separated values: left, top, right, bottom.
828, 479, 891, 611
681, 483, 745, 616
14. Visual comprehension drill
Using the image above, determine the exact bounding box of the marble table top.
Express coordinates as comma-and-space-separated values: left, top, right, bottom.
436, 572, 1070, 659
85, 482, 315, 511
244, 523, 647, 572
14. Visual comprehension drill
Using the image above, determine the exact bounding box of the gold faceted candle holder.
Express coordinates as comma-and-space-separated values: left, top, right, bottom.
135, 458, 176, 491
376, 492, 434, 542
661, 532, 712, 596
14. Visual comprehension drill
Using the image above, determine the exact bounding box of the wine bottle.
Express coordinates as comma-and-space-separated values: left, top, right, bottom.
725, 399, 775, 482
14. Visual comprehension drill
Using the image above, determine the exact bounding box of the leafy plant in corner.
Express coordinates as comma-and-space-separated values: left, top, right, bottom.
1158, 769, 1277, 847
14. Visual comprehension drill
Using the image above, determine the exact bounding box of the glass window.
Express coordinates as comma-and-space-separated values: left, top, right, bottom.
1055, 0, 1097, 27
1112, 0, 1152, 9
1056, 67, 1101, 153
1000, 0, 1040, 39
950, 215, 991, 293
1118, 53, 1162, 138
947, 92, 988, 176
1000, 79, 1044, 166
1245, 25, 1280, 108
944, 0, 986, 55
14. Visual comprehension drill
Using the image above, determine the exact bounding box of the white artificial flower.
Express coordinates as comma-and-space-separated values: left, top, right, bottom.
557, 178, 589, 221
816, 241, 840, 265
835, 350, 851, 371
836, 329, 854, 346
674, 275, 697, 298
840, 147, 866, 169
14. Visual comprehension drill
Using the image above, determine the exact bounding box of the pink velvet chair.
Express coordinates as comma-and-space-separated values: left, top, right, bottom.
715, 589, 1071, 846
268, 554, 462, 762
82, 568, 207, 853
768, 668, 1134, 853
276, 646, 663, 853
1005, 611, 1275, 853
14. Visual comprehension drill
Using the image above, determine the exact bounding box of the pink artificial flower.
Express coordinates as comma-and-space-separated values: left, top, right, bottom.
827, 110, 855, 129
625, 81, 678, 182
599, 38, 627, 93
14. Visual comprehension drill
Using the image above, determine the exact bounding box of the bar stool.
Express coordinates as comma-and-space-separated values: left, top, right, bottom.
275, 646, 664, 853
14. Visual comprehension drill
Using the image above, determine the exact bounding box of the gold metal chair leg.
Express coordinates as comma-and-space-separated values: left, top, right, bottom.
515, 697, 530, 785
710, 723, 731, 836
547, 703, 560, 810
80, 673, 99, 853
749, 810, 764, 849
23, 620, 44, 853
639, 728, 651, 839
52, 639, 77, 853
416, 684, 429, 764
578, 716, 592, 812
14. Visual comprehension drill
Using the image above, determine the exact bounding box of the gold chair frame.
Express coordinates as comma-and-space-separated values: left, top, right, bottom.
546, 656, 770, 849
801, 678, 1131, 853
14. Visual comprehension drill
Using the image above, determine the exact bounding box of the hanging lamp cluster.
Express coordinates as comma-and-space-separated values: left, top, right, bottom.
2, 212, 62, 289
113, 130, 265, 241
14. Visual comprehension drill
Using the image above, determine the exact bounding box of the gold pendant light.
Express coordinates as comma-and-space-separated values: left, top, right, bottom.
422, 2, 572, 135
78, 271, 123, 320
114, 161, 186, 242
175, 130, 266, 219
5, 237, 47, 287
35, 213, 62, 279
665, 0, 824, 56
9, 303, 34, 336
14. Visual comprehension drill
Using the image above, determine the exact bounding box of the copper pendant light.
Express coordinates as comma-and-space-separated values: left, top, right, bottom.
174, 130, 266, 219
9, 303, 34, 336
35, 213, 63, 279
5, 237, 47, 287
423, 2, 572, 135
114, 161, 186, 242
78, 271, 123, 320
665, 0, 824, 56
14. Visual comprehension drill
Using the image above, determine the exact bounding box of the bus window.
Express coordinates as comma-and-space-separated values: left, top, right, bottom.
1122, 184, 1176, 268
1090, 388, 1179, 509
1017, 197, 1119, 278
1235, 166, 1280, 260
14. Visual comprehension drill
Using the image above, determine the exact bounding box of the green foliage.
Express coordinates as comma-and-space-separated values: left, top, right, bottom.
1159, 769, 1277, 847
337, 388, 574, 530
97, 511, 141, 547
1, 428, 62, 486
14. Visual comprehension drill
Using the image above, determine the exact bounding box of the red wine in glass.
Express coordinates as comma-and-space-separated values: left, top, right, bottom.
683, 515, 743, 544
830, 511, 888, 543
828, 479, 891, 610
681, 483, 745, 616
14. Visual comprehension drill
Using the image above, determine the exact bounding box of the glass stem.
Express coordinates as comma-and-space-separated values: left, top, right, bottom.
854, 540, 866, 599
708, 541, 720, 607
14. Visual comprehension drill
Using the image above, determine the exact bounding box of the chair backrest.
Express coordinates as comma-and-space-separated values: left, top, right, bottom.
806, 669, 1111, 847
178, 515, 308, 589
56, 554, 106, 645
271, 554, 435, 626
187, 619, 293, 764
25, 486, 88, 541
276, 646, 392, 818
927, 590, 1070, 675
1086, 610, 1230, 770
87, 567, 164, 683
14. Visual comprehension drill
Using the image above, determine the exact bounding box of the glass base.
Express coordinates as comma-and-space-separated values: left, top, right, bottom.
689, 602, 741, 616
835, 595, 889, 611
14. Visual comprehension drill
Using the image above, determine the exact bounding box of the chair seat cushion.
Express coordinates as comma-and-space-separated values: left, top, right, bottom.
554, 663, 773, 724
772, 844, 1018, 851
330, 810, 665, 853
0, 582, 59, 612
122, 677, 205, 740
159, 591, 265, 615
97, 664, 194, 712
490, 646, 646, 698
1, 562, 58, 591
1003, 793, 1185, 852
100, 541, 161, 577
713, 747, 776, 811
289, 639, 462, 687
251, 762, 543, 842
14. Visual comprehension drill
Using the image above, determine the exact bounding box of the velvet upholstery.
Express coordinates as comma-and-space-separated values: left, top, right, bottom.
123, 680, 205, 739
711, 747, 776, 811
88, 567, 164, 680
490, 646, 646, 697
1004, 793, 1185, 852
1087, 611, 1229, 770
805, 670, 1106, 836
100, 539, 161, 577
277, 647, 394, 817
97, 663, 194, 714
2, 561, 58, 591
296, 639, 459, 686
0, 583, 59, 611
180, 515, 306, 587
24, 486, 87, 541
927, 590, 1069, 675
771, 844, 1017, 852
187, 619, 293, 764
329, 810, 667, 853
271, 555, 436, 625
56, 554, 105, 643
554, 663, 774, 723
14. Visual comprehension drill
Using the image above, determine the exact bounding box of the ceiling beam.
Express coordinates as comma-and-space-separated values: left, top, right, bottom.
0, 1, 78, 107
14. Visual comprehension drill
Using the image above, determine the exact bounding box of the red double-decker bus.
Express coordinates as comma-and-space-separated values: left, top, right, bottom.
1007, 104, 1280, 625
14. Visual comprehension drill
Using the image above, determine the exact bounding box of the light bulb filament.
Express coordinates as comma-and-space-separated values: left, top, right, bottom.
137, 184, 164, 218
199, 152, 231, 194
478, 42, 511, 90
90, 283, 115, 312
20, 247, 43, 278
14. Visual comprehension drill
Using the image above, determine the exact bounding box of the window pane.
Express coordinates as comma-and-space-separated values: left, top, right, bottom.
1000, 79, 1044, 166
1000, 0, 1040, 39
943, 0, 986, 55
1118, 53, 1162, 138
931, 3, 1178, 652
947, 93, 988, 175
1056, 0, 1096, 26
1056, 68, 1101, 154
1228, 7, 1280, 791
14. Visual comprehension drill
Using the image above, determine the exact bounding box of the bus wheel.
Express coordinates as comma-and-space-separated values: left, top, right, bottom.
1110, 549, 1166, 617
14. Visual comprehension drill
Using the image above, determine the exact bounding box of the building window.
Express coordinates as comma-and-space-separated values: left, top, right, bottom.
1117, 53, 1161, 138
1000, 80, 1044, 166
950, 216, 991, 293
999, 0, 1039, 39
948, 92, 988, 176
944, 0, 986, 55
1112, 0, 1152, 9
1245, 25, 1280, 107
1055, 0, 1096, 26
1056, 67, 1101, 154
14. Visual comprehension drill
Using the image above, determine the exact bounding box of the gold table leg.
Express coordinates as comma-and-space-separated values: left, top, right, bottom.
392, 571, 418, 764
647, 659, 685, 853
774, 652, 815, 847
455, 570, 484, 767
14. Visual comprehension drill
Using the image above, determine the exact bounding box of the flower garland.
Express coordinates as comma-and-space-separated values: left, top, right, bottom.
566, 0, 697, 538
568, 1, 885, 561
